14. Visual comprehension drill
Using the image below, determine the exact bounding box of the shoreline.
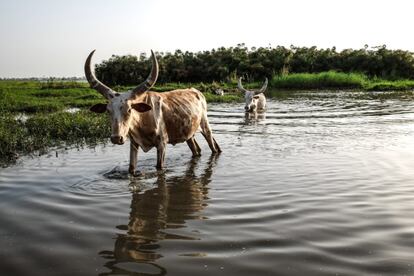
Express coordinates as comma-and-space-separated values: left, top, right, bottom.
1, 75, 414, 164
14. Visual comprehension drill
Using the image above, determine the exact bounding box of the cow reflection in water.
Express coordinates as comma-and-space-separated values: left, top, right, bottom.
99, 154, 219, 276
244, 111, 266, 124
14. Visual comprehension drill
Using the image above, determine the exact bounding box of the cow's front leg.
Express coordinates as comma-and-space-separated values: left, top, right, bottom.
156, 143, 166, 170
129, 141, 139, 175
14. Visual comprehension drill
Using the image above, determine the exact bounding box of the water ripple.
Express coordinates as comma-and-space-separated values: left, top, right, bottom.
1, 96, 414, 275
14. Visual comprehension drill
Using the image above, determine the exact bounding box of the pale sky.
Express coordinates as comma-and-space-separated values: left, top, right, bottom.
0, 0, 413, 78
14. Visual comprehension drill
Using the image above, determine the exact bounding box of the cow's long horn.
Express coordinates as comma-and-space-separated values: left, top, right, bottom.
256, 78, 268, 94
237, 77, 248, 93
85, 50, 115, 100
131, 50, 159, 96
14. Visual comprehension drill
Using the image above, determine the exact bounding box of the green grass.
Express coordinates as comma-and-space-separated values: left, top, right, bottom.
40, 80, 87, 90
271, 71, 366, 90
0, 81, 102, 113
0, 111, 109, 166
158, 82, 242, 102
363, 80, 414, 91
270, 71, 414, 92
203, 92, 241, 103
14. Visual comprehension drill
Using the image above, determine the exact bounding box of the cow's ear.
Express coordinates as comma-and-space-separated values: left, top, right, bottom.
131, 103, 152, 113
90, 103, 107, 113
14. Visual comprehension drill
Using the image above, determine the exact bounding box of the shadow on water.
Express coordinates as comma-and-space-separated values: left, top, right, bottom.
98, 154, 219, 276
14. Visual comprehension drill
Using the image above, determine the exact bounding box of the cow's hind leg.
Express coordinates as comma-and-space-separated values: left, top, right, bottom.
200, 116, 221, 153
193, 138, 202, 154
186, 136, 201, 156
212, 137, 221, 152
156, 143, 166, 170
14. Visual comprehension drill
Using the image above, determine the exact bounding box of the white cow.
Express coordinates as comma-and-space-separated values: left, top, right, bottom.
214, 88, 224, 96
238, 77, 268, 112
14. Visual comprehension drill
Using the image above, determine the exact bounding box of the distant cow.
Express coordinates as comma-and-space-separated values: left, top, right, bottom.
85, 50, 221, 173
237, 77, 268, 112
214, 88, 224, 96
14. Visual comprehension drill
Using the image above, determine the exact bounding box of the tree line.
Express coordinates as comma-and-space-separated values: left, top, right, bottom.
95, 44, 414, 85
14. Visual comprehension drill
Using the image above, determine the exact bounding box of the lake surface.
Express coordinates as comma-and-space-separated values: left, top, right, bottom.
1, 92, 414, 275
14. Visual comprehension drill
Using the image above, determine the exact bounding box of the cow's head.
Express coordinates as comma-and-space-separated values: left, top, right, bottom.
85, 50, 158, 145
237, 77, 268, 112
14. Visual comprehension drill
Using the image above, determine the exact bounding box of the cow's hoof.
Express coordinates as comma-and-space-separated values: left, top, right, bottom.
132, 171, 143, 177
128, 164, 136, 174
129, 169, 136, 176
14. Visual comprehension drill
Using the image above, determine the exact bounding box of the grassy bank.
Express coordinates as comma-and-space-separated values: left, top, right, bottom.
0, 80, 101, 113
0, 111, 109, 166
270, 71, 414, 91
271, 72, 365, 89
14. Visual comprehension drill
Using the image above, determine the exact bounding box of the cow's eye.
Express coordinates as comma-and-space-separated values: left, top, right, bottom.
127, 108, 131, 114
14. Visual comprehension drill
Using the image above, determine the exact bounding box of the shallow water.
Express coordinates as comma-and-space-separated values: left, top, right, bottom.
1, 93, 414, 275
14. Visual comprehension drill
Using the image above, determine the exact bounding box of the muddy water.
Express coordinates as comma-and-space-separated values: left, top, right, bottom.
1, 93, 414, 275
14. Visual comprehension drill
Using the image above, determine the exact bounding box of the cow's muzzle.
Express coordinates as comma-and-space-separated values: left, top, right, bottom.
245, 106, 254, 112
111, 135, 125, 145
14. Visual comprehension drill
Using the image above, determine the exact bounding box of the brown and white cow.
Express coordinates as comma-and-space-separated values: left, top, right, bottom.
85, 50, 221, 173
238, 77, 268, 112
